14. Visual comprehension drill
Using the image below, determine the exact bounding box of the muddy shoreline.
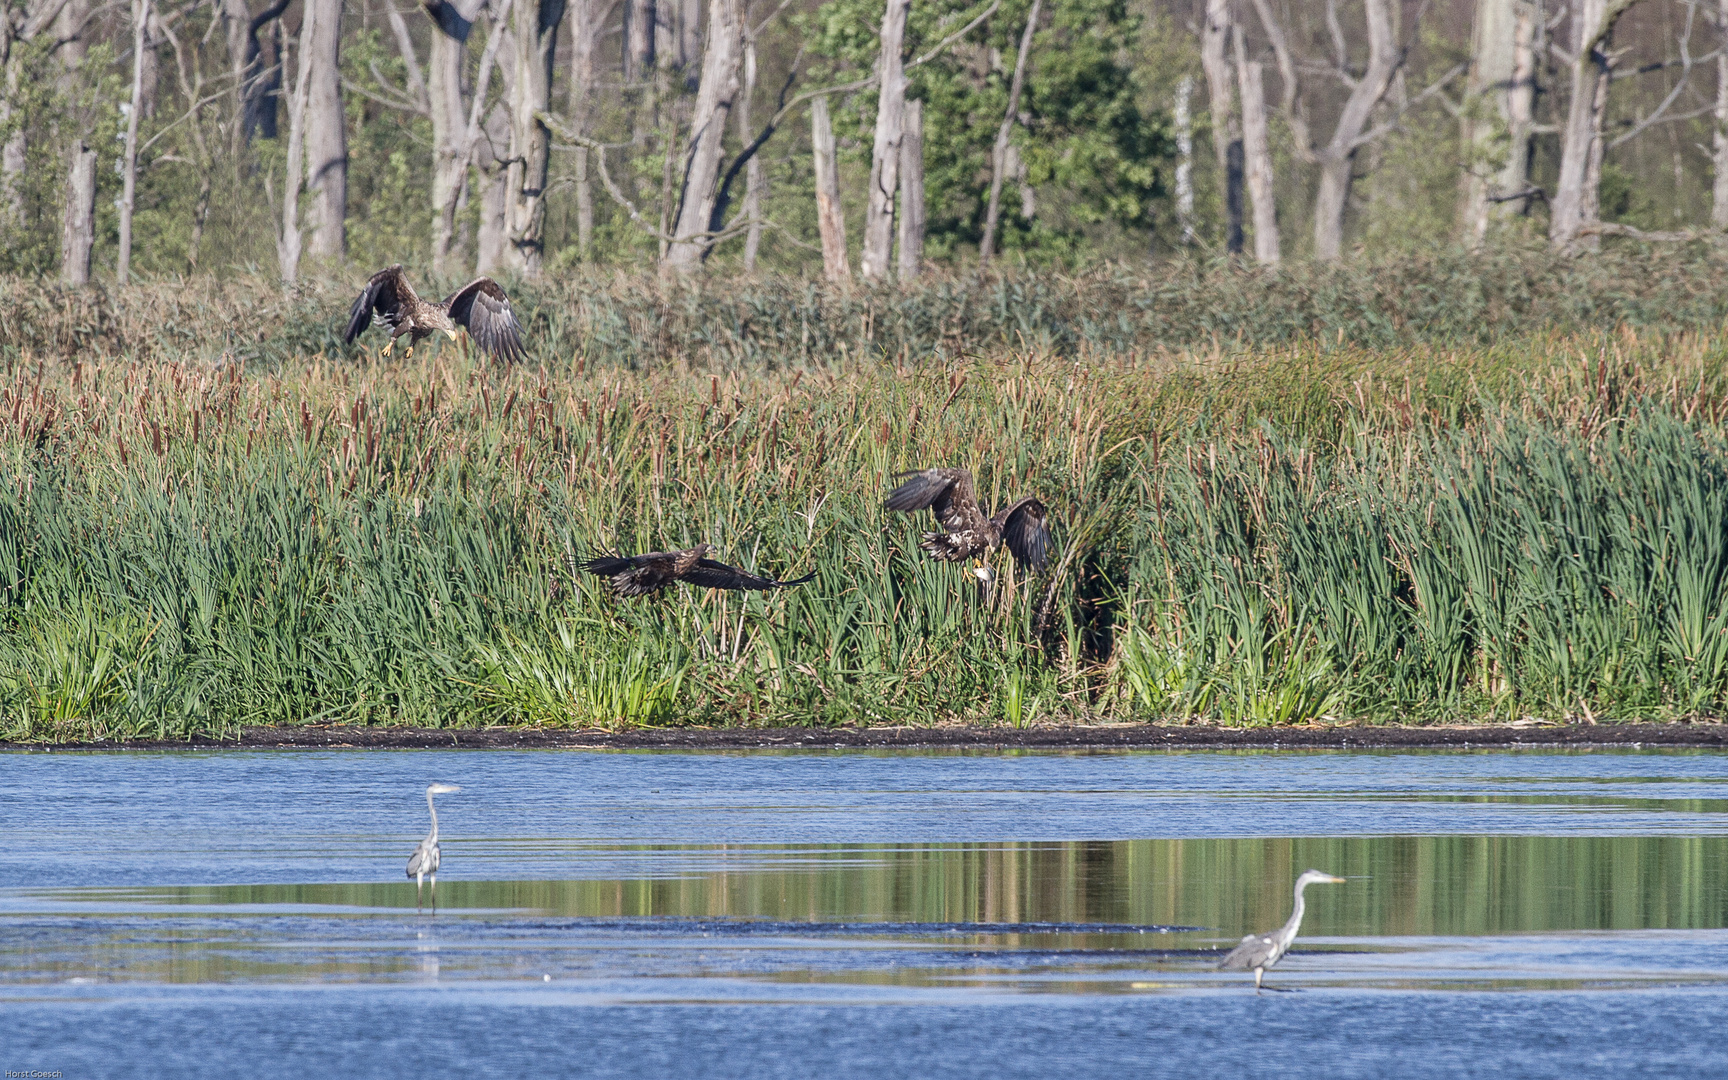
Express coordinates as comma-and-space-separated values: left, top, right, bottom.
9, 721, 1727, 751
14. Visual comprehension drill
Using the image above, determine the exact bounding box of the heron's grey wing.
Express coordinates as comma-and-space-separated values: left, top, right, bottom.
345, 265, 411, 343
884, 468, 983, 533
1219, 932, 1277, 970
999, 496, 1050, 571
445, 277, 526, 362
683, 559, 817, 591
406, 837, 435, 877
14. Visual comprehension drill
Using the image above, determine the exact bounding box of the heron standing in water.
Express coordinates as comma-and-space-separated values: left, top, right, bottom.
1220, 869, 1347, 991
406, 783, 461, 914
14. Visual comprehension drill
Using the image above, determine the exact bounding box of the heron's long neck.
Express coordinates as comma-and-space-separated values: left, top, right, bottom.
1282, 880, 1311, 940
426, 791, 440, 841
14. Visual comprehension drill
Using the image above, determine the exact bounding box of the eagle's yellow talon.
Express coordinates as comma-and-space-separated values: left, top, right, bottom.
381, 340, 394, 358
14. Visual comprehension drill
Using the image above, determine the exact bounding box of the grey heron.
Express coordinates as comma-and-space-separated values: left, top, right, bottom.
1219, 869, 1346, 990
406, 783, 461, 913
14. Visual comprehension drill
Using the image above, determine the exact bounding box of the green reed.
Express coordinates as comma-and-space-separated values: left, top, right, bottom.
1, 322, 1726, 739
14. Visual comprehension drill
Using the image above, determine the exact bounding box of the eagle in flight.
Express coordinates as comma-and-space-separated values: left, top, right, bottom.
582, 545, 817, 598
885, 467, 1050, 593
344, 265, 526, 362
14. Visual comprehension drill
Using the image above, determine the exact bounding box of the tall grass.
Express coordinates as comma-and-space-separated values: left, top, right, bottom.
7, 244, 1728, 369
1, 319, 1727, 739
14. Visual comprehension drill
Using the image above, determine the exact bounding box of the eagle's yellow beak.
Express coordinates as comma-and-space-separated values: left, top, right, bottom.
444, 328, 459, 341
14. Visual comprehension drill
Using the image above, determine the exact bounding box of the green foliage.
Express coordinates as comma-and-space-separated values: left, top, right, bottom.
805, 0, 1169, 261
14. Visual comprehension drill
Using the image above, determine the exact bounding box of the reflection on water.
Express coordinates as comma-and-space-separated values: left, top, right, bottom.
77, 833, 1728, 935
4, 748, 1728, 1079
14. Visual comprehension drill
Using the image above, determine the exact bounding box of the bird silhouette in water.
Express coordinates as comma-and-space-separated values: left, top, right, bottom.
1220, 869, 1347, 991
884, 467, 1049, 600
581, 544, 816, 597
406, 783, 461, 914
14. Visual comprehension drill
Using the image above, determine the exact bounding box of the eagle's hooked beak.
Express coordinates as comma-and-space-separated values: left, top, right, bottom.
443, 328, 460, 341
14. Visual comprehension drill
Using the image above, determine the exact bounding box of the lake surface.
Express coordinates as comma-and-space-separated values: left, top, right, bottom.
2, 747, 1725, 1077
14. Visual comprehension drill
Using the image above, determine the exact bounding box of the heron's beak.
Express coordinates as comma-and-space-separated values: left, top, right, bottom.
1323, 875, 1346, 884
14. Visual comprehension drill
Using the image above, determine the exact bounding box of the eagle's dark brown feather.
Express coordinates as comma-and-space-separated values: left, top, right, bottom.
885, 467, 1050, 573
344, 266, 525, 362
582, 546, 815, 598
445, 277, 526, 364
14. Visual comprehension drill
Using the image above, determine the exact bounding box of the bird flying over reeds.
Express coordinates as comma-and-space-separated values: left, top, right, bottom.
885, 467, 1050, 593
581, 544, 817, 598
344, 264, 526, 363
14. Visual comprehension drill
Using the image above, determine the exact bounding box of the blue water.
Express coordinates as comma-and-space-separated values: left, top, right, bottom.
2, 747, 1726, 1078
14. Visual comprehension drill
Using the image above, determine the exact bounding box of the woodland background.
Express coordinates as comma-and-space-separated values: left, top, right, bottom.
2, 0, 1724, 286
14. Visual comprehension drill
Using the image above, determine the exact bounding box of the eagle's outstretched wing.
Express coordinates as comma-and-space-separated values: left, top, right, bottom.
998, 497, 1050, 571
345, 265, 414, 343
445, 277, 526, 362
581, 551, 680, 597
682, 559, 817, 592
884, 467, 986, 535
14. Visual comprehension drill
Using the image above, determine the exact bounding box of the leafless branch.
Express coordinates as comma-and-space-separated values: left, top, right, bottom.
1351, 62, 1466, 149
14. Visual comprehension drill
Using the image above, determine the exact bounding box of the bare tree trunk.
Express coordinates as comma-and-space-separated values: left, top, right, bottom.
1457, 0, 1519, 244
276, 6, 313, 285
679, 0, 699, 73
662, 0, 741, 272
1173, 74, 1195, 247
1552, 0, 1638, 250
859, 0, 909, 280
811, 95, 850, 283
426, 3, 473, 275
625, 0, 652, 79
898, 97, 924, 278
304, 0, 345, 260
1308, 0, 1399, 260
476, 102, 512, 272
1200, 0, 1242, 254
568, 0, 605, 258
738, 16, 763, 271
60, 143, 95, 284
224, 0, 289, 155
504, 0, 566, 276
1716, 0, 1728, 227
57, 0, 93, 282
979, 0, 1041, 265
1494, 2, 1537, 222
1233, 32, 1277, 265
117, 0, 151, 285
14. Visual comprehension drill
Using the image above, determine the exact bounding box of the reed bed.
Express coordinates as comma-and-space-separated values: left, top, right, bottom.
6, 244, 1728, 370
1, 322, 1726, 739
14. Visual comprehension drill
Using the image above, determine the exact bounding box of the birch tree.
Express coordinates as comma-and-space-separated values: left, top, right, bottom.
117, 0, 150, 285
662, 0, 741, 272
304, 0, 345, 260
859, 0, 909, 280
1716, 0, 1728, 227
898, 97, 924, 276
57, 0, 93, 283
1250, 0, 1458, 259
811, 94, 849, 282
275, 2, 314, 284
504, 0, 568, 275
1200, 0, 1242, 254
1233, 25, 1277, 263
979, 0, 1041, 264
221, 0, 289, 152
1550, 0, 1643, 250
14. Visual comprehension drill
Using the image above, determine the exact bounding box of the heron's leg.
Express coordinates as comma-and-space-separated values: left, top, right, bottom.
1253, 968, 1263, 992
416, 872, 424, 914
430, 872, 437, 914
